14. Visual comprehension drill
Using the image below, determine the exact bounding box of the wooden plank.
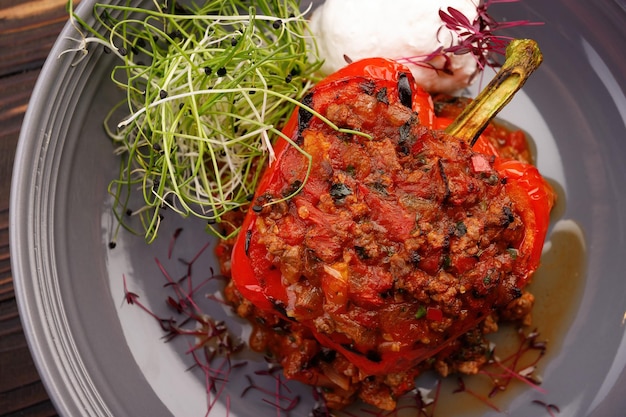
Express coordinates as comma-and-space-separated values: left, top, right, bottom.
0, 0, 73, 77
0, 381, 57, 417
0, 71, 40, 209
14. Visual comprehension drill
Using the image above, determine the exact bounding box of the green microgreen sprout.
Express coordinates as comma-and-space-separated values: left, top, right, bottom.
65, 0, 371, 243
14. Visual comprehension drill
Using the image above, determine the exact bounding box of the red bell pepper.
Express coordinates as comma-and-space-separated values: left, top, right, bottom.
231, 58, 435, 311
230, 58, 555, 376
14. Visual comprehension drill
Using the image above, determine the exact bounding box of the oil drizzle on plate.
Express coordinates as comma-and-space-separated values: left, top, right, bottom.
383, 172, 586, 417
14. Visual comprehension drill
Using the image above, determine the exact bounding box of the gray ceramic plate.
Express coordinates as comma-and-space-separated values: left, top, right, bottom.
11, 0, 626, 416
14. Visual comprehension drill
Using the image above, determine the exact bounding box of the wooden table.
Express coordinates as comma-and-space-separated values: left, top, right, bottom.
0, 0, 76, 415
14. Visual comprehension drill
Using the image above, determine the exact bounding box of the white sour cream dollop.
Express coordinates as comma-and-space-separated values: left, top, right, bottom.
309, 0, 480, 93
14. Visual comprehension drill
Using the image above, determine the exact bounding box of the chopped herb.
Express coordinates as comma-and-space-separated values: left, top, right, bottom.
376, 87, 389, 104
442, 255, 452, 270
329, 182, 352, 202
455, 221, 467, 236
415, 305, 427, 319
410, 250, 421, 266
355, 246, 369, 260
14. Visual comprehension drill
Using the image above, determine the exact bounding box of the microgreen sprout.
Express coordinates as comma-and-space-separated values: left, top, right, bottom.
398, 0, 543, 75
67, 0, 331, 242
123, 226, 557, 416
532, 400, 561, 417
242, 373, 301, 413
121, 228, 247, 416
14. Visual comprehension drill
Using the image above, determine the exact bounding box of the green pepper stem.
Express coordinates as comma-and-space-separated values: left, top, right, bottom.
445, 39, 543, 146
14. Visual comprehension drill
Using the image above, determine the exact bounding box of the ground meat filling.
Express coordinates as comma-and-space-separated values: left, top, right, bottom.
251, 83, 526, 367
218, 81, 538, 410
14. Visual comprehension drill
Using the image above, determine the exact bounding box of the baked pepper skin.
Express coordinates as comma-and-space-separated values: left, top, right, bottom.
231, 58, 555, 376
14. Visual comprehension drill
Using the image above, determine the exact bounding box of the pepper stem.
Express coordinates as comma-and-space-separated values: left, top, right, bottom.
445, 39, 543, 146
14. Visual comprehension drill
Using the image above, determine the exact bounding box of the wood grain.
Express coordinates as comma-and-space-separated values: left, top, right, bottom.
0, 0, 76, 415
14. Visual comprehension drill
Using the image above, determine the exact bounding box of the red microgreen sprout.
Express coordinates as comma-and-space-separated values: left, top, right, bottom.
445, 326, 555, 415
453, 376, 502, 412
241, 374, 301, 415
532, 399, 561, 417
168, 227, 183, 259
122, 228, 316, 416
477, 328, 548, 397
122, 274, 176, 332
121, 230, 249, 416
123, 228, 560, 417
398, 0, 543, 75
